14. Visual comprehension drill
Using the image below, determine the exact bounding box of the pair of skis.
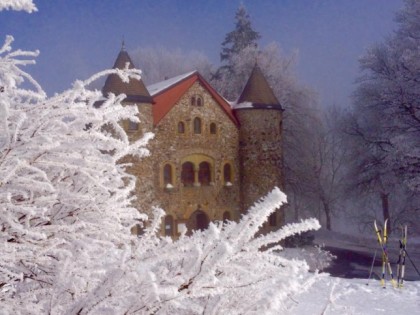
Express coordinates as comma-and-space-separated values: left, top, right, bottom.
373, 220, 408, 288
373, 220, 397, 288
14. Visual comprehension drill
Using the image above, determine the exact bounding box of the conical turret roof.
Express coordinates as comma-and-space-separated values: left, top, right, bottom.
235, 63, 283, 110
102, 48, 153, 103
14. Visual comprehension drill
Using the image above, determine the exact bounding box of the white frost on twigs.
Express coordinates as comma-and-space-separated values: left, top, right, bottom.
0, 0, 37, 12
1, 34, 323, 314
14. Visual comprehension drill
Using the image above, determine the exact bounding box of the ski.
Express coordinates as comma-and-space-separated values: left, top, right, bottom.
396, 225, 407, 288
374, 220, 396, 288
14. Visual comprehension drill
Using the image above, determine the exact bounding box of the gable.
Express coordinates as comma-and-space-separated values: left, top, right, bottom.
148, 72, 239, 127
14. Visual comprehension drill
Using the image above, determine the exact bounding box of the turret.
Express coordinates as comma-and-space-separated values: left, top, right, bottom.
102, 43, 154, 134
233, 63, 284, 228
101, 44, 155, 224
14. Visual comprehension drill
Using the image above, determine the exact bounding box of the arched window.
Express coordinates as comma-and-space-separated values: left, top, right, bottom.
210, 122, 217, 134
191, 94, 203, 106
223, 163, 232, 184
128, 120, 139, 131
163, 164, 172, 185
199, 161, 211, 185
181, 162, 194, 186
194, 117, 201, 134
188, 210, 209, 232
269, 212, 277, 226
196, 212, 208, 230
178, 121, 185, 134
223, 211, 231, 223
164, 215, 174, 236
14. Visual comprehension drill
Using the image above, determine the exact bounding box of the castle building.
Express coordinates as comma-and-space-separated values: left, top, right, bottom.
102, 47, 284, 237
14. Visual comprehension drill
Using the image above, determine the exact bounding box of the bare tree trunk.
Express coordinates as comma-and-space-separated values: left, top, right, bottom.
380, 192, 391, 234
321, 198, 332, 231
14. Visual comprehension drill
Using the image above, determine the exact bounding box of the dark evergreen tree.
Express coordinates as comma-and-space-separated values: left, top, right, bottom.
220, 4, 260, 64
212, 4, 261, 100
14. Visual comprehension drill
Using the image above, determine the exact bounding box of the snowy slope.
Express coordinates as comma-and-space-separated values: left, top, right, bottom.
283, 229, 420, 314
288, 276, 420, 314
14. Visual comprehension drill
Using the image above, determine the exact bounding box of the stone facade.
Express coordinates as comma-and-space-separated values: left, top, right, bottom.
237, 108, 284, 232
146, 81, 240, 235
103, 49, 284, 237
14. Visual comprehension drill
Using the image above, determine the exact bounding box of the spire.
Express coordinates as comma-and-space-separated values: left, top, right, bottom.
102, 45, 153, 103
236, 63, 283, 110
121, 36, 126, 51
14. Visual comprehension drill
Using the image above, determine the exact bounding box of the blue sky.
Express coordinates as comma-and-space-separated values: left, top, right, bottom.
1, 0, 403, 106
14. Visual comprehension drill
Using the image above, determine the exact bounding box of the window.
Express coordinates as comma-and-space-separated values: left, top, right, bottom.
178, 121, 185, 134
269, 212, 277, 226
223, 163, 232, 184
191, 94, 203, 106
223, 211, 231, 223
199, 161, 211, 185
164, 215, 174, 236
210, 122, 217, 134
128, 120, 139, 131
194, 117, 201, 134
163, 164, 173, 185
196, 212, 208, 230
181, 162, 194, 186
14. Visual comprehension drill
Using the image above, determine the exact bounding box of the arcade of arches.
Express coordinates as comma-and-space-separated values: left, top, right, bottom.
161, 155, 234, 188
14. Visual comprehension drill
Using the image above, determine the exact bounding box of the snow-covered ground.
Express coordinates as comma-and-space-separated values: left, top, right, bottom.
288, 275, 420, 314
283, 229, 420, 314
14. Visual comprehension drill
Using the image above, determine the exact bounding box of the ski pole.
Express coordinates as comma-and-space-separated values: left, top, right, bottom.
366, 248, 377, 285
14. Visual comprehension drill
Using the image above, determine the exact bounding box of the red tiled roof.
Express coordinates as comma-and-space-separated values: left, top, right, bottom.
150, 72, 239, 127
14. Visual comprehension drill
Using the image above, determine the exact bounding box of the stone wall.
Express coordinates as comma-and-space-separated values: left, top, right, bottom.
119, 102, 155, 217
236, 108, 284, 230
135, 81, 241, 236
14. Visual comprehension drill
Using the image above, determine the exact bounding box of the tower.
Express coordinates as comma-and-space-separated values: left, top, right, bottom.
234, 63, 284, 228
101, 45, 155, 216
102, 44, 154, 135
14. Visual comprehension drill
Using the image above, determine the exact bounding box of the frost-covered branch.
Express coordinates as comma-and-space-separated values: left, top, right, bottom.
0, 0, 37, 13
1, 33, 323, 314
0, 36, 152, 314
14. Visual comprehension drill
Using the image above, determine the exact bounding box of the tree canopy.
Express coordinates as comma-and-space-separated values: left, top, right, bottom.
213, 5, 261, 100
220, 4, 261, 64
348, 0, 420, 230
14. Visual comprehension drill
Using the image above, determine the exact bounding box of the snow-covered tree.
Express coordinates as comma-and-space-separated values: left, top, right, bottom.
0, 0, 37, 12
131, 46, 213, 85
0, 35, 153, 313
60, 188, 321, 315
0, 2, 330, 312
0, 32, 323, 314
348, 0, 420, 231
294, 106, 350, 231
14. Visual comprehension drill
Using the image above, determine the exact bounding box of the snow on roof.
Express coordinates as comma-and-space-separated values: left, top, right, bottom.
232, 101, 283, 110
232, 101, 253, 109
224, 99, 236, 108
147, 71, 197, 96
